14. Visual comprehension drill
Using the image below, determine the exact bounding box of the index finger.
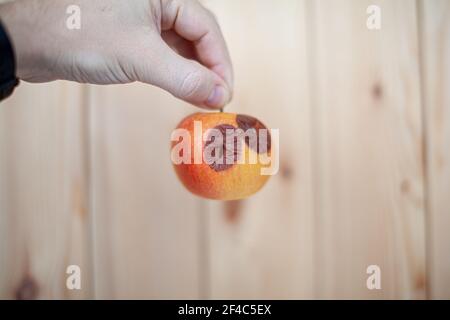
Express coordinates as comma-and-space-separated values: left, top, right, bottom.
161, 0, 234, 96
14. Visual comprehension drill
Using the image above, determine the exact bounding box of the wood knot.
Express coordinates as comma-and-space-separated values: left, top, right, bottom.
372, 82, 383, 101
224, 200, 243, 224
281, 164, 293, 180
73, 180, 87, 218
400, 179, 410, 194
15, 274, 39, 300
415, 272, 426, 290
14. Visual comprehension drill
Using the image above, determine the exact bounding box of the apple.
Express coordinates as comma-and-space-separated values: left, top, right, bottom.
171, 112, 272, 200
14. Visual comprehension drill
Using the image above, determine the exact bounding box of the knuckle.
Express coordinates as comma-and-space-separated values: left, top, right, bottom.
179, 70, 204, 99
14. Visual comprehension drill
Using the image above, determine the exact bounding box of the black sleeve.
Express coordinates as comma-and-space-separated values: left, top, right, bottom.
0, 19, 19, 101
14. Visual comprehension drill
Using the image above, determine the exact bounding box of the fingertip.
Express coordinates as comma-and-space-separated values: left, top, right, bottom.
211, 64, 234, 95
206, 85, 225, 106
204, 84, 231, 109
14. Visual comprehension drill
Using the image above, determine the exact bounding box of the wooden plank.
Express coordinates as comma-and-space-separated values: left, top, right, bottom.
419, 0, 450, 299
0, 0, 435, 300
88, 84, 204, 299
311, 0, 426, 298
202, 0, 315, 299
0, 82, 92, 299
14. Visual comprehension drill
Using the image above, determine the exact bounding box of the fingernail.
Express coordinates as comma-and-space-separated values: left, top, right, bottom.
206, 85, 227, 107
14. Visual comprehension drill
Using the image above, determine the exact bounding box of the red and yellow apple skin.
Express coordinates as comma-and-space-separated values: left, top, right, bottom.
172, 112, 271, 200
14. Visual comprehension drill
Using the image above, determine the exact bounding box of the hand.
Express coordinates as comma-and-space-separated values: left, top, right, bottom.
0, 0, 233, 109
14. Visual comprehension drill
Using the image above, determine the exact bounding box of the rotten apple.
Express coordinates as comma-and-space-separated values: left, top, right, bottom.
171, 112, 274, 200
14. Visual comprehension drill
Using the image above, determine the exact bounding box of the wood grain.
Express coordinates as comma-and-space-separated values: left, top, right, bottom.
419, 0, 450, 299
88, 84, 204, 299
1, 0, 447, 300
0, 82, 92, 299
311, 0, 426, 299
202, 0, 315, 299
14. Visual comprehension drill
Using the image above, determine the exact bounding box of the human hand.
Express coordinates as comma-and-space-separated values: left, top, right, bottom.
0, 0, 233, 109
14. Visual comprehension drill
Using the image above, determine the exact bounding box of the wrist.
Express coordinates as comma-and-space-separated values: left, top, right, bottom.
0, 17, 19, 100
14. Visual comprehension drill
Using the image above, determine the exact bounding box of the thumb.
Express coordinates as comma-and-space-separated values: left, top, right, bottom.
136, 38, 231, 109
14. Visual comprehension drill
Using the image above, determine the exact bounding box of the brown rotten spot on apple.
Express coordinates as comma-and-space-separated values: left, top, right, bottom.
204, 124, 239, 172
205, 116, 271, 172
236, 114, 271, 154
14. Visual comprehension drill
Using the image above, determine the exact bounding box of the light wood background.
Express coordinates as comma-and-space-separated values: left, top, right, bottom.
0, 0, 449, 299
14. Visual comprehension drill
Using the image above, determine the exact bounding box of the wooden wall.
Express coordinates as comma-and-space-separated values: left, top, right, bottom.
0, 0, 449, 299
